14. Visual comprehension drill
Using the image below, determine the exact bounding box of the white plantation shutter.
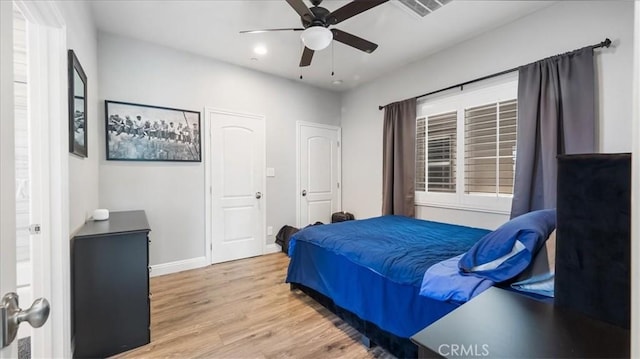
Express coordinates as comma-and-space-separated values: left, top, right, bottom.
498, 100, 517, 194
414, 76, 517, 212
416, 117, 426, 191
421, 111, 457, 193
464, 99, 517, 195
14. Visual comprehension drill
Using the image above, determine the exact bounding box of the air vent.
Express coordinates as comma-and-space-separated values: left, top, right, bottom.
396, 0, 452, 18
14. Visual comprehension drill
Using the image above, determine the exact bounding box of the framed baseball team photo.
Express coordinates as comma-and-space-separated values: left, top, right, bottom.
105, 100, 201, 162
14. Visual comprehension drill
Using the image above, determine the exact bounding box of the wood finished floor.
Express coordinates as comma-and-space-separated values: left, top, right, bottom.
114, 253, 395, 359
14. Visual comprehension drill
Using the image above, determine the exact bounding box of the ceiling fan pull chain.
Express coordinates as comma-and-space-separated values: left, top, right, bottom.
299, 40, 303, 79
331, 41, 335, 76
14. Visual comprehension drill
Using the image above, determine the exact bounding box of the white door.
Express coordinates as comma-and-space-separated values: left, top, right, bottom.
14, 3, 35, 342
209, 109, 265, 264
297, 122, 341, 226
2, 1, 67, 357
1, 0, 19, 356
2, 2, 51, 356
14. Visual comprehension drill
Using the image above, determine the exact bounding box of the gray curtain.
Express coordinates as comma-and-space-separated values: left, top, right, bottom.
382, 98, 417, 217
510, 47, 596, 218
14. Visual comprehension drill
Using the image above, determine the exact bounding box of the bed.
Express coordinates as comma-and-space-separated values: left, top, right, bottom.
285, 215, 491, 358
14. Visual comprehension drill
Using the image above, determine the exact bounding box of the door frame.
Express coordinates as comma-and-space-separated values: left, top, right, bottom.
295, 121, 342, 227
12, 1, 70, 357
204, 107, 267, 265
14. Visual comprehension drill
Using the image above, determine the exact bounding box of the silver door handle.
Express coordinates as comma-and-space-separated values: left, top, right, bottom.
1, 292, 50, 348
255, 192, 262, 199
301, 189, 307, 197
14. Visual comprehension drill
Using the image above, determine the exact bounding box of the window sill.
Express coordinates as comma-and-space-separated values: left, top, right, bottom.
415, 201, 511, 215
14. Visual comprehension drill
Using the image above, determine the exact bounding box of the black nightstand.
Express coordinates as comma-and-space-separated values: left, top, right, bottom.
411, 287, 629, 358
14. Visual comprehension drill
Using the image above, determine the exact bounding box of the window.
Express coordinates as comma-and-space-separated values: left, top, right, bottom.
415, 76, 518, 213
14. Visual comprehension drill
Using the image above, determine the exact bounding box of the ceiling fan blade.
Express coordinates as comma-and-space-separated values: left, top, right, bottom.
328, 0, 388, 25
286, 0, 314, 20
240, 28, 304, 34
331, 29, 378, 53
299, 47, 314, 67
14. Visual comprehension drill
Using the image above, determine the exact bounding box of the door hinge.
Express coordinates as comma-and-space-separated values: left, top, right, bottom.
29, 224, 41, 235
337, 182, 340, 189
337, 141, 340, 147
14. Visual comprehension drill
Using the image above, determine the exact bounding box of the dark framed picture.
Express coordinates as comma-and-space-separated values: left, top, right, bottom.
68, 49, 87, 157
105, 101, 201, 162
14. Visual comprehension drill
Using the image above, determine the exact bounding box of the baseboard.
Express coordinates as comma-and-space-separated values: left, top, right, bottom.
265, 243, 282, 254
150, 256, 208, 277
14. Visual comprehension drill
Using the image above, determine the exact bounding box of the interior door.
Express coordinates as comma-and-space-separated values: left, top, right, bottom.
1, 1, 18, 356
210, 109, 265, 264
2, 2, 54, 356
297, 122, 341, 226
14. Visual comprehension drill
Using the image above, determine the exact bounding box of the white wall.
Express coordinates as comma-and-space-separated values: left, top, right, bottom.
97, 32, 341, 267
57, 1, 100, 234
341, 0, 635, 228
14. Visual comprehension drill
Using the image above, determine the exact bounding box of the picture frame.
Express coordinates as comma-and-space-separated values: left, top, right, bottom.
68, 49, 87, 157
105, 100, 201, 162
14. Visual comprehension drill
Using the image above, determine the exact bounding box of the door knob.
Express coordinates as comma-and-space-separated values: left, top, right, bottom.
301, 189, 307, 197
1, 292, 50, 348
255, 192, 262, 199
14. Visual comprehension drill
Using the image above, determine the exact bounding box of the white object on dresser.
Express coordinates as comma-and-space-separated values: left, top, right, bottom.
92, 209, 109, 221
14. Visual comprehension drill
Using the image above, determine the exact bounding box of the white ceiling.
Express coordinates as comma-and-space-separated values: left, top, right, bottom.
90, 0, 555, 92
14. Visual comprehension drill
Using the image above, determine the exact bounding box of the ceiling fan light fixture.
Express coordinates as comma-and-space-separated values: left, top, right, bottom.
301, 26, 333, 51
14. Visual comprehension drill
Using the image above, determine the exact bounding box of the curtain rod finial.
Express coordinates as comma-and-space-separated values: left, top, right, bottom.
378, 105, 384, 110
603, 38, 612, 48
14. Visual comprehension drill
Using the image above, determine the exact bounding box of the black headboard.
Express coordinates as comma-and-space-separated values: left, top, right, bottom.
555, 153, 631, 329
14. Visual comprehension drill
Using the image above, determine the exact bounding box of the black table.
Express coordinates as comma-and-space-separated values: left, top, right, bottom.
411, 287, 629, 358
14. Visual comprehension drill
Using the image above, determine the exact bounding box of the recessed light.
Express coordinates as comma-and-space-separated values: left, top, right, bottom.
253, 45, 267, 55
250, 57, 258, 61
332, 80, 343, 85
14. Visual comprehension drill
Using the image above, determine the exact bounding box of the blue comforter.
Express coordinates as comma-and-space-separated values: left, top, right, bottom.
288, 215, 490, 287
286, 215, 490, 338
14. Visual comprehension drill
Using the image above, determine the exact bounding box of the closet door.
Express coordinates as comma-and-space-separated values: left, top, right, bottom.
297, 122, 341, 226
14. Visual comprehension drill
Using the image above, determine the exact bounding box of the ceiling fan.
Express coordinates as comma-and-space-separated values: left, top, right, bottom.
240, 0, 388, 67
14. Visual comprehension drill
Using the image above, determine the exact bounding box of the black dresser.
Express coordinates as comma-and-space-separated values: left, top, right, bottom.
72, 210, 151, 358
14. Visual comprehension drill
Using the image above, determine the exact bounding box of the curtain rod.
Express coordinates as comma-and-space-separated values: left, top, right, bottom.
378, 38, 612, 111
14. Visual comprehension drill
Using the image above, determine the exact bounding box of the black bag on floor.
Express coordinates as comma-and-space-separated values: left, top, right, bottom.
275, 225, 299, 254
331, 211, 355, 223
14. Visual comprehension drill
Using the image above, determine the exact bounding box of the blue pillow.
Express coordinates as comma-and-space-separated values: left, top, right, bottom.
458, 209, 556, 282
